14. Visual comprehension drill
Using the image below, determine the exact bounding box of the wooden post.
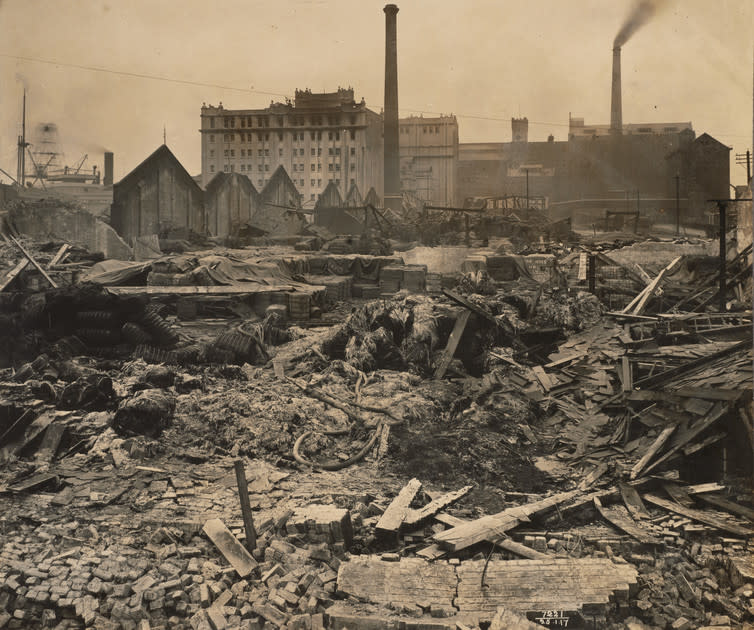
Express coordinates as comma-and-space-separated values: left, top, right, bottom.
587, 254, 596, 294
233, 459, 257, 552
718, 201, 726, 313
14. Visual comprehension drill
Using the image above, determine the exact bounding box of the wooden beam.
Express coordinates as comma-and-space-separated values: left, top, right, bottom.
643, 494, 754, 537
0, 259, 29, 292
630, 425, 676, 480
202, 518, 258, 577
434, 310, 470, 379
619, 482, 650, 519
594, 497, 662, 544
9, 235, 57, 288
402, 485, 473, 528
631, 256, 682, 315
376, 478, 422, 533
696, 494, 754, 522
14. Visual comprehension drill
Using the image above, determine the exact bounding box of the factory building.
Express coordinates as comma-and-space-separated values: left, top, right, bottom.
200, 88, 384, 205
399, 114, 458, 207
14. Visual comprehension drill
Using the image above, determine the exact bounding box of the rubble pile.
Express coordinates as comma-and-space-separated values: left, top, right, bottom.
0, 225, 751, 629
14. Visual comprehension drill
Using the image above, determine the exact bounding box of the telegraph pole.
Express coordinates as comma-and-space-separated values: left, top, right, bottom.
735, 150, 751, 182
674, 174, 680, 236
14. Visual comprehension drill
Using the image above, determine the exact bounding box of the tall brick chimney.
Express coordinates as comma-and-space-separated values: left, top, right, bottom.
383, 4, 401, 211
104, 152, 114, 186
610, 47, 622, 135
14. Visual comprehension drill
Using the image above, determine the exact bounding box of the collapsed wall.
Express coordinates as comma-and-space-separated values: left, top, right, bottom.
7, 201, 132, 260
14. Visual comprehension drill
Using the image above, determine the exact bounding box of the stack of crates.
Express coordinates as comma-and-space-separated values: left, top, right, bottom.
402, 264, 427, 293
379, 265, 404, 295
287, 292, 311, 320
426, 272, 443, 294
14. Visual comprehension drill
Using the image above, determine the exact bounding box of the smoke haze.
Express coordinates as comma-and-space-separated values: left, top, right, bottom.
614, 0, 668, 48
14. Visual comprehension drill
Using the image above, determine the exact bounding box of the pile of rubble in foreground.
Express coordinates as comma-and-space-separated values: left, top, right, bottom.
0, 232, 752, 630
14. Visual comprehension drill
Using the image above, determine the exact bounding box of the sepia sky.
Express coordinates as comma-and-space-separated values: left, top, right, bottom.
0, 0, 752, 185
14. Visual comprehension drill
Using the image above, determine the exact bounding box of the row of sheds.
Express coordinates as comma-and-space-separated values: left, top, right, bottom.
110, 145, 306, 242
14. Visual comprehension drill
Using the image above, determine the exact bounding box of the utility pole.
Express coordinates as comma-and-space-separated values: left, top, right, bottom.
16, 89, 28, 187
718, 201, 726, 313
674, 173, 680, 236
524, 167, 530, 209
735, 150, 751, 182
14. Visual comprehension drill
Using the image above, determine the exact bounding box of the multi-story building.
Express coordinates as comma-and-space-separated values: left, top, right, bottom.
399, 115, 458, 206
200, 88, 383, 204
568, 115, 693, 138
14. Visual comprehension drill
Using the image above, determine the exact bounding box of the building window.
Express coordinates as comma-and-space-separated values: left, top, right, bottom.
335, 179, 340, 186
247, 164, 251, 171
350, 147, 355, 156
241, 164, 245, 171
210, 134, 215, 143
230, 164, 234, 172
423, 127, 427, 133
224, 150, 229, 157
299, 179, 304, 187
328, 148, 333, 156
265, 164, 269, 171
240, 149, 245, 157
335, 148, 341, 156
259, 179, 263, 186
210, 150, 215, 158
328, 132, 333, 141
278, 116, 284, 126
328, 164, 333, 172
264, 149, 270, 157
317, 148, 322, 156
258, 149, 263, 157
247, 117, 252, 127
350, 163, 355, 171
311, 148, 316, 157
317, 132, 322, 140
435, 126, 439, 133
317, 179, 322, 186
335, 132, 340, 141
310, 132, 315, 140
230, 150, 235, 157
350, 178, 355, 187
335, 163, 340, 171
293, 164, 297, 172
257, 133, 263, 141
299, 163, 304, 171
311, 179, 315, 186
265, 133, 270, 141
224, 165, 229, 172
311, 164, 315, 171
210, 118, 215, 129
279, 148, 283, 157
350, 130, 355, 141
258, 165, 263, 171
278, 133, 283, 141
317, 163, 321, 171
311, 194, 315, 201
210, 165, 215, 172
241, 118, 246, 128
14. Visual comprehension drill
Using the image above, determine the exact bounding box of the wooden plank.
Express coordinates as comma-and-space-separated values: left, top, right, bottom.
0, 411, 54, 461
433, 514, 548, 559
9, 235, 58, 288
233, 460, 257, 552
594, 497, 662, 544
48, 244, 71, 268
202, 518, 258, 577
621, 356, 633, 392
619, 482, 650, 519
35, 422, 66, 462
631, 257, 682, 316
416, 543, 446, 560
433, 489, 579, 552
402, 485, 473, 528
644, 403, 727, 475
443, 289, 499, 326
696, 494, 754, 522
0, 259, 29, 292
376, 478, 422, 533
686, 482, 726, 495
434, 310, 470, 379
531, 366, 554, 392
663, 482, 694, 508
578, 462, 609, 491
683, 432, 726, 456
8, 473, 58, 493
643, 494, 754, 537
629, 425, 676, 480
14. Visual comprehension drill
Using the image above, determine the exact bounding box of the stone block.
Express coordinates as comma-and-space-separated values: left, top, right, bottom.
286, 505, 353, 549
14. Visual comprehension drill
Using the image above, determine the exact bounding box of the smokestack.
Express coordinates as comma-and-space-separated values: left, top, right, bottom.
383, 4, 401, 211
610, 47, 622, 135
104, 152, 114, 186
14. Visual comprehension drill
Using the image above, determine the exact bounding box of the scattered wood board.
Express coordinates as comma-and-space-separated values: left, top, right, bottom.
629, 425, 676, 480
0, 259, 29, 292
619, 482, 650, 519
696, 494, 754, 522
594, 497, 662, 544
643, 494, 754, 537
35, 422, 66, 462
202, 518, 258, 577
9, 235, 58, 288
663, 482, 694, 508
434, 310, 470, 379
376, 478, 422, 533
402, 485, 473, 528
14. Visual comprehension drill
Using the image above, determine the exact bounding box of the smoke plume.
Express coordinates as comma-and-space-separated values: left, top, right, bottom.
614, 0, 667, 48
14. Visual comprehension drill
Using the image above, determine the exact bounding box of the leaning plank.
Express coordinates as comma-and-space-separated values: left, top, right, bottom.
9, 235, 58, 288
0, 259, 29, 292
443, 289, 499, 327
619, 482, 650, 519
375, 478, 422, 533
434, 310, 470, 379
630, 425, 676, 480
531, 366, 554, 392
48, 244, 71, 268
402, 485, 473, 528
696, 494, 754, 523
683, 432, 726, 456
433, 513, 548, 558
416, 544, 446, 560
662, 482, 694, 508
35, 422, 66, 462
202, 518, 258, 577
643, 494, 754, 537
631, 257, 681, 316
433, 489, 579, 551
644, 403, 727, 475
594, 497, 662, 544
